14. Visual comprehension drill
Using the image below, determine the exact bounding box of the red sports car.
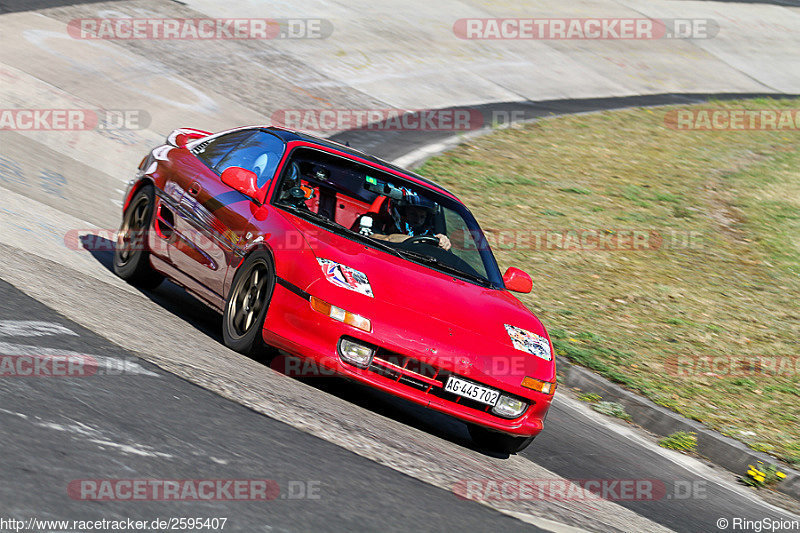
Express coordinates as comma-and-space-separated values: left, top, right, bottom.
115, 126, 556, 454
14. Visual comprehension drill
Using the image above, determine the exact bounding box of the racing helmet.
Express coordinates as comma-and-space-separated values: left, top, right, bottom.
392, 192, 437, 234
398, 193, 437, 213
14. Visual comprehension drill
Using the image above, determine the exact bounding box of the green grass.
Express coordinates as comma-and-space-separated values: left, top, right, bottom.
658, 431, 698, 452
578, 392, 602, 403
418, 98, 800, 465
592, 401, 633, 422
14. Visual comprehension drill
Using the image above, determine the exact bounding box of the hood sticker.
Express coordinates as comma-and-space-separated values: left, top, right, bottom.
504, 324, 552, 361
317, 258, 374, 298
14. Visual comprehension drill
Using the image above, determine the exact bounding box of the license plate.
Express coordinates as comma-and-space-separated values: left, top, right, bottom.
444, 376, 500, 406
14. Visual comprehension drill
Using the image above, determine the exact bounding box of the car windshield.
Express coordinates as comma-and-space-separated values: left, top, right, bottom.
272, 147, 503, 287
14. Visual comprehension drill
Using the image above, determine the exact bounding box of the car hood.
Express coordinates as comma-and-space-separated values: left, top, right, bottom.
282, 213, 554, 381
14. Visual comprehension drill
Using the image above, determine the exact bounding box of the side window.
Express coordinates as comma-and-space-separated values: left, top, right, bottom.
216, 131, 286, 188
191, 130, 255, 170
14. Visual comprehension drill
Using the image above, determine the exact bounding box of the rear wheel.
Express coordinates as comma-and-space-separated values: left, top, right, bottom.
113, 185, 163, 289
222, 251, 276, 356
468, 424, 534, 455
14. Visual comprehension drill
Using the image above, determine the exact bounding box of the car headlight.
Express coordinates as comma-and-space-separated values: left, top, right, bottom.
492, 395, 528, 418
310, 296, 372, 332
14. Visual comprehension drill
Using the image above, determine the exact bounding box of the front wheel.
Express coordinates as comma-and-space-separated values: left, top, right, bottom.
222, 251, 276, 356
468, 424, 535, 455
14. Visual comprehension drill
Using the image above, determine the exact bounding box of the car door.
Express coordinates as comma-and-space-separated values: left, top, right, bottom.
172, 129, 285, 297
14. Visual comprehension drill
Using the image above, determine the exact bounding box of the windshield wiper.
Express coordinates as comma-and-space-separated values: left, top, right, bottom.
282, 204, 343, 231
396, 249, 491, 286
358, 235, 404, 258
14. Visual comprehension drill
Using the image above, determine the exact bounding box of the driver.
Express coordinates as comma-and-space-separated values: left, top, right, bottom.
370, 195, 451, 250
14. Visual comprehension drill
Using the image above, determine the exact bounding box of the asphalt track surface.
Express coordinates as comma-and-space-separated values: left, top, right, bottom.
2, 1, 800, 532
0, 0, 121, 13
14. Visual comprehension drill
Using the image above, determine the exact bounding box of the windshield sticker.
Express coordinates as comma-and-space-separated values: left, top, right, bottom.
317, 258, 374, 298
504, 324, 552, 361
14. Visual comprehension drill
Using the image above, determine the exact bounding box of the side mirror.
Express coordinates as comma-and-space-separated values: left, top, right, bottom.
503, 267, 533, 293
221, 166, 259, 200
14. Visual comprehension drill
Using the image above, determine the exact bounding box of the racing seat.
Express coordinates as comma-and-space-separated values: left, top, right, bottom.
350, 195, 396, 234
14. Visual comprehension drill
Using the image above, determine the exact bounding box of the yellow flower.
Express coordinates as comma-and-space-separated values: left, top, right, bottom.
747, 470, 757, 477
776, 472, 787, 479
755, 476, 765, 483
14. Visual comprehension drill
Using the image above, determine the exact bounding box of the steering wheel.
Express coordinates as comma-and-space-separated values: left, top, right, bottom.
406, 235, 440, 246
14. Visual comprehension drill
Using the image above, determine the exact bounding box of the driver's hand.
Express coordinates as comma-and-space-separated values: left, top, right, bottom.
435, 233, 452, 251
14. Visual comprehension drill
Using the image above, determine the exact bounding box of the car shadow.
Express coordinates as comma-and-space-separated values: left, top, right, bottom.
79, 235, 224, 345
270, 352, 510, 456
81, 235, 510, 458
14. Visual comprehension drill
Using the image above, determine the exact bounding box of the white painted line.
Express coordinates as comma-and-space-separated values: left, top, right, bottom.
33, 419, 173, 459
0, 407, 29, 419
87, 437, 175, 458
0, 320, 77, 337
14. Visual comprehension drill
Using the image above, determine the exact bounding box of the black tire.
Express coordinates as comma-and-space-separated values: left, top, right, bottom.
468, 424, 535, 455
113, 185, 163, 289
222, 251, 276, 355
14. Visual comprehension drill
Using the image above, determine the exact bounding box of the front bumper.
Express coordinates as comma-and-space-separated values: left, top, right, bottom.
262, 281, 553, 437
